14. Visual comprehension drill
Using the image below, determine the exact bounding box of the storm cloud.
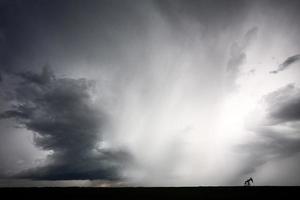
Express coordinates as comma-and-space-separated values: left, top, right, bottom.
264, 84, 300, 123
1, 0, 300, 186
237, 84, 300, 179
0, 66, 129, 180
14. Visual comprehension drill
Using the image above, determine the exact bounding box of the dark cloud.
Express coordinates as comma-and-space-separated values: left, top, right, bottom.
237, 127, 300, 176
238, 84, 300, 176
270, 54, 300, 74
226, 27, 258, 91
14, 65, 54, 85
16, 148, 130, 180
244, 129, 300, 159
0, 66, 129, 180
0, 110, 30, 119
264, 84, 300, 123
1, 0, 300, 186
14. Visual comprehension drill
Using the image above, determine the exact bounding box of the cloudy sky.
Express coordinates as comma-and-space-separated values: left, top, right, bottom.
1, 0, 300, 187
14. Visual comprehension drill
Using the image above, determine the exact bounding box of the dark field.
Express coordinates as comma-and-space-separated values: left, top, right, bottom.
0, 187, 298, 199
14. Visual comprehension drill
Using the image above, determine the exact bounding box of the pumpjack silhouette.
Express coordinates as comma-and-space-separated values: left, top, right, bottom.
244, 177, 254, 186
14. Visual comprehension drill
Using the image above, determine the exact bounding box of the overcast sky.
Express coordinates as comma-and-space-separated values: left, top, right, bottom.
1, 0, 300, 186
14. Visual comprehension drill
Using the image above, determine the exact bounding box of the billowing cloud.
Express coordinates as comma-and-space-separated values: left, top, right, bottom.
1, 0, 300, 186
0, 66, 129, 180
238, 84, 300, 177
14, 65, 54, 85
270, 54, 300, 74
264, 84, 300, 123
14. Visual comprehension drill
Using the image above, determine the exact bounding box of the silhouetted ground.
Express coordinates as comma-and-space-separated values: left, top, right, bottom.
0, 186, 299, 199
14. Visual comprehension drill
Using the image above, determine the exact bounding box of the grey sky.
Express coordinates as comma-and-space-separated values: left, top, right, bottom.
1, 0, 300, 186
